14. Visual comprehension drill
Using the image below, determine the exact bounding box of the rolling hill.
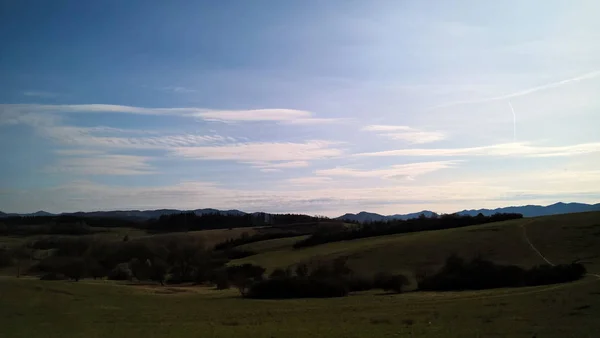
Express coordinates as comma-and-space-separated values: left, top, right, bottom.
233, 211, 600, 284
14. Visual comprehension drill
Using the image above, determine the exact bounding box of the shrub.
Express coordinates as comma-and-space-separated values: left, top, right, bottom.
40, 272, 67, 280
342, 275, 375, 292
269, 268, 292, 279
214, 270, 231, 290
418, 255, 587, 291
295, 263, 309, 277
61, 257, 86, 281
246, 277, 349, 299
108, 263, 133, 281
0, 247, 12, 268
374, 273, 410, 293
35, 256, 86, 281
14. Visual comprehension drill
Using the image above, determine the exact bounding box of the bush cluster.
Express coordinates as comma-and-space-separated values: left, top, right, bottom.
418, 255, 587, 291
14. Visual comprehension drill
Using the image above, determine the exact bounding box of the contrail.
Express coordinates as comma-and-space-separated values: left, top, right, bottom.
508, 101, 516, 142
431, 70, 600, 110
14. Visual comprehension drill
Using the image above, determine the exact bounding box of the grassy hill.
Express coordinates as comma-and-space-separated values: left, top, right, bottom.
1, 273, 600, 337
1, 212, 600, 337
233, 212, 600, 284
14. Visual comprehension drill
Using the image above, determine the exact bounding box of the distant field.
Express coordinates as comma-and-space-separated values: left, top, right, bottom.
233, 212, 600, 284
1, 275, 600, 338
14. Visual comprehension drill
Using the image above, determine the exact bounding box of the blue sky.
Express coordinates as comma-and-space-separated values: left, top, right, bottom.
1, 0, 600, 216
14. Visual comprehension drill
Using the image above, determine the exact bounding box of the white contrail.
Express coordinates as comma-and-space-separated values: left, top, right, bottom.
431, 70, 600, 110
508, 101, 516, 142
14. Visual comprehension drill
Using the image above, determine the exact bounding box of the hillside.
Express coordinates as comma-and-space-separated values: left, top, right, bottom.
234, 212, 600, 285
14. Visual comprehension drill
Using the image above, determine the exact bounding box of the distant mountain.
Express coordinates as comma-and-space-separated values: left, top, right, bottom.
0, 208, 247, 220
337, 203, 600, 223
2, 202, 599, 222
0, 210, 55, 218
337, 210, 437, 223
457, 202, 600, 217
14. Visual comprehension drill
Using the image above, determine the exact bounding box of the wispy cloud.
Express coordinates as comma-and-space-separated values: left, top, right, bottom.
1, 104, 344, 124
248, 160, 310, 172
285, 176, 334, 186
316, 161, 461, 180
23, 91, 59, 98
160, 86, 197, 93
46, 153, 155, 176
355, 142, 600, 158
432, 70, 600, 109
172, 141, 343, 163
363, 125, 446, 144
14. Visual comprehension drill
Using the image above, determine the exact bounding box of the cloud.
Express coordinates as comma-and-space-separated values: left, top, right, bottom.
363, 125, 446, 144
432, 70, 600, 109
259, 168, 281, 173
1, 104, 343, 124
362, 125, 412, 132
315, 161, 461, 180
197, 109, 310, 122
23, 91, 58, 98
42, 124, 230, 149
355, 142, 600, 158
172, 141, 343, 163
285, 177, 334, 186
161, 86, 197, 93
6, 168, 599, 215
284, 117, 352, 125
248, 160, 310, 172
46, 153, 155, 176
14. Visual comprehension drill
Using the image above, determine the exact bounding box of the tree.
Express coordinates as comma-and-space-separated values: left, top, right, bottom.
61, 258, 86, 281
148, 258, 169, 286
129, 258, 151, 282
227, 264, 266, 296
11, 246, 32, 278
86, 258, 105, 280
295, 263, 309, 278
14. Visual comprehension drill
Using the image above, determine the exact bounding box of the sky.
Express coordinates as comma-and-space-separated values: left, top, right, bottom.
1, 0, 600, 216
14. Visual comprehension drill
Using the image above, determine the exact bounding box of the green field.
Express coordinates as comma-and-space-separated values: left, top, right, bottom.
2, 212, 600, 337
233, 213, 600, 282
2, 276, 600, 338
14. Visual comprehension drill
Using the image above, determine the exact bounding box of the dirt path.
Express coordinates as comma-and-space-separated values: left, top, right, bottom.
520, 220, 555, 266
520, 220, 600, 280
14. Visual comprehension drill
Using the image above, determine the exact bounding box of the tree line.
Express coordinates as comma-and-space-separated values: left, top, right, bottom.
294, 212, 524, 248
0, 212, 336, 235
417, 254, 587, 291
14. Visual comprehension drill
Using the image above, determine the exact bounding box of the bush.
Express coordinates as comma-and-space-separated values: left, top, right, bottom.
374, 273, 410, 293
342, 275, 375, 292
418, 255, 587, 291
34, 256, 86, 281
108, 263, 133, 281
0, 247, 12, 268
246, 277, 349, 299
40, 272, 67, 280
269, 268, 292, 279
214, 269, 231, 290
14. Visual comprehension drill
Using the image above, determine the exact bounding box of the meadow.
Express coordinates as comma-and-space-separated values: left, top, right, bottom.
1, 212, 600, 337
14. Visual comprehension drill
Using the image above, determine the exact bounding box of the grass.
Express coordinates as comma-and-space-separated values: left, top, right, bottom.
232, 212, 600, 283
2, 212, 600, 337
1, 275, 600, 338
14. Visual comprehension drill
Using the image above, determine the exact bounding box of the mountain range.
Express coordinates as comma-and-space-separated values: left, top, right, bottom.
336, 202, 600, 223
1, 202, 599, 222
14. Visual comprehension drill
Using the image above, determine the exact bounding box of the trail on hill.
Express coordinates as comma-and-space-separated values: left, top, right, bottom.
520, 221, 555, 266
520, 220, 600, 280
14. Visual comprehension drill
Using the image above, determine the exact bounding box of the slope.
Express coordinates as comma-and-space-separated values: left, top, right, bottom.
233, 212, 600, 282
